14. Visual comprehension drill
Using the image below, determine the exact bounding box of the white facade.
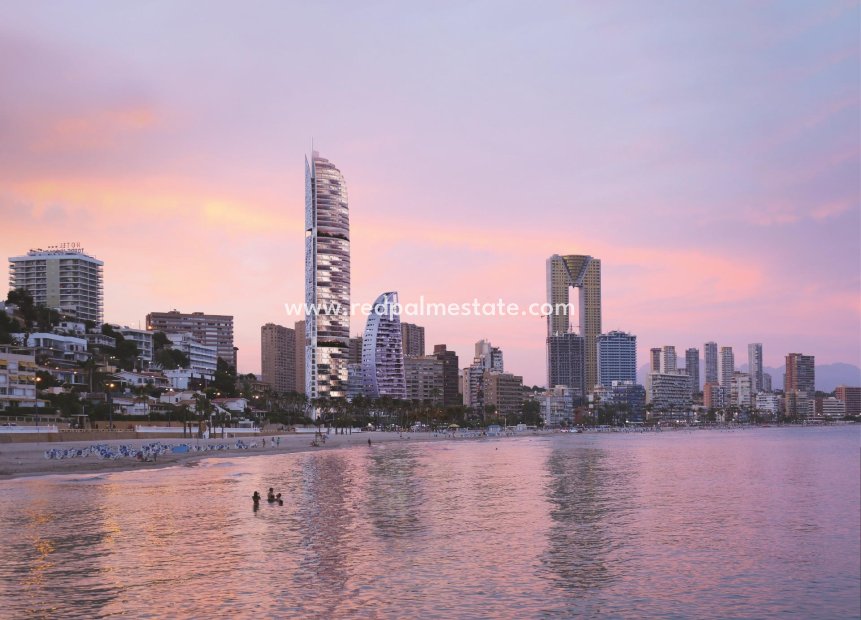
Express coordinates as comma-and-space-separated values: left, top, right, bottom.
18, 332, 89, 365
821, 397, 846, 419
305, 151, 351, 401
755, 392, 781, 416
163, 368, 214, 390
166, 333, 218, 374
361, 292, 407, 399
8, 245, 104, 323
118, 327, 154, 365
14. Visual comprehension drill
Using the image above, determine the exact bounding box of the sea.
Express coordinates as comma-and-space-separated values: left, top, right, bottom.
0, 425, 858, 619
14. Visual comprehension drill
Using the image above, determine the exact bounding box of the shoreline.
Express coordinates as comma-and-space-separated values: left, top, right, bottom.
1, 423, 855, 481
0, 430, 528, 481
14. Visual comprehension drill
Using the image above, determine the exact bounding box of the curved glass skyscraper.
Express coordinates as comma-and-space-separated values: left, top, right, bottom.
362, 291, 407, 399
305, 151, 350, 401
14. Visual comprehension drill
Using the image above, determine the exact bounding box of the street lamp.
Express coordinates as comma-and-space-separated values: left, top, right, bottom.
106, 382, 115, 431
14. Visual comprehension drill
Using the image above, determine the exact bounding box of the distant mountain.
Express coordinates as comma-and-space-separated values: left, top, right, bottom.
636, 362, 860, 393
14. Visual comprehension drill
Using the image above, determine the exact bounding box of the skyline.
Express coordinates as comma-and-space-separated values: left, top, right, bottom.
0, 1, 859, 385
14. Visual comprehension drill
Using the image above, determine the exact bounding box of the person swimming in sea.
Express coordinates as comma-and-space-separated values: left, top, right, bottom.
267, 487, 276, 502
276, 493, 283, 506
252, 491, 261, 511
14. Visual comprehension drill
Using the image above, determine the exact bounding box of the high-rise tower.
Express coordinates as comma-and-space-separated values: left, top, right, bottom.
597, 331, 637, 386
685, 347, 700, 395
546, 254, 601, 391
719, 346, 735, 387
305, 151, 350, 402
9, 244, 104, 323
704, 342, 718, 384
362, 292, 407, 399
748, 343, 763, 393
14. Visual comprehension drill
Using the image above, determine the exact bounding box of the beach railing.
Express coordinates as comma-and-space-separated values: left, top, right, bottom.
0, 425, 58, 433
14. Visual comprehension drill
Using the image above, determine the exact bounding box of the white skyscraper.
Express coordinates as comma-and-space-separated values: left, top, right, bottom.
305, 151, 350, 402
361, 292, 407, 399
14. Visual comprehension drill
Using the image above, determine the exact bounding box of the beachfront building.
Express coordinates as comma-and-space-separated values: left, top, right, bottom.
8, 244, 104, 323
483, 371, 523, 419
835, 386, 860, 416
755, 392, 781, 417
432, 345, 460, 407
703, 382, 727, 410
537, 386, 576, 427
785, 390, 815, 420
593, 380, 646, 423
719, 346, 734, 388
785, 353, 815, 418
146, 310, 235, 368
261, 323, 296, 393
304, 151, 351, 402
462, 364, 485, 410
361, 292, 406, 399
596, 331, 636, 386
0, 345, 44, 410
647, 372, 692, 411
819, 397, 846, 419
546, 254, 601, 391
704, 342, 718, 384
685, 348, 700, 395
400, 323, 425, 357
731, 371, 754, 409
404, 355, 444, 404
748, 343, 764, 394
547, 332, 585, 402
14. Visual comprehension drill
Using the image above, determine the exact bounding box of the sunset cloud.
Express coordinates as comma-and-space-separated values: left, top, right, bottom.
0, 1, 857, 383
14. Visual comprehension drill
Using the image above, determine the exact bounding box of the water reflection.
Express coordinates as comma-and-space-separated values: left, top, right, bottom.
365, 446, 425, 541
290, 452, 356, 614
0, 428, 857, 619
541, 443, 633, 596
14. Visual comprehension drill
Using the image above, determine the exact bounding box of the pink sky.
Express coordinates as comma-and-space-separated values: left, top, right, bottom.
0, 1, 858, 385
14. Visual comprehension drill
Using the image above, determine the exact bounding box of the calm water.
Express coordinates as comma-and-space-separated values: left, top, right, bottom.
0, 427, 858, 619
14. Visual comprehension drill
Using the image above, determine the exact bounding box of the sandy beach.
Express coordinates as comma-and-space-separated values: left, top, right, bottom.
0, 429, 516, 480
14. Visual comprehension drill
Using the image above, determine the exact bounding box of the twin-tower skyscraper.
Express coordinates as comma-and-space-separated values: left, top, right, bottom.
546, 254, 602, 394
